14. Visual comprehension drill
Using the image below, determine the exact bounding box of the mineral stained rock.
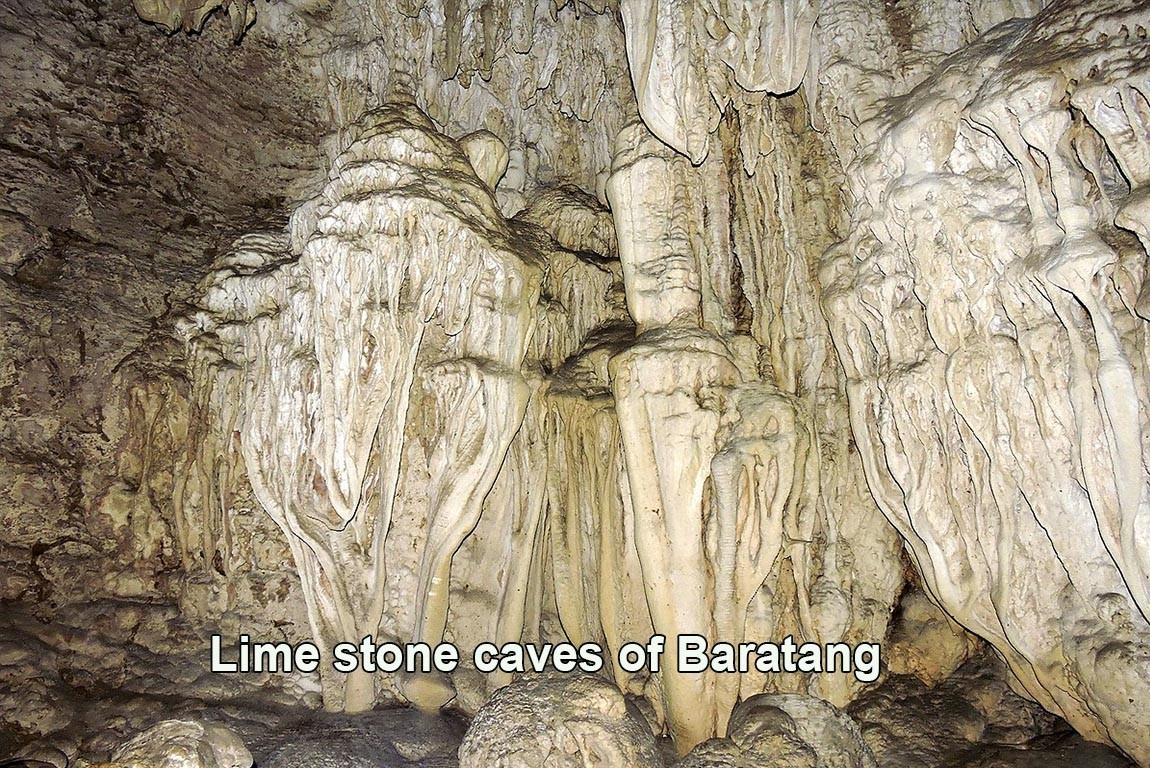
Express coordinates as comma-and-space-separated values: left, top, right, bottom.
131, 0, 255, 41
730, 694, 876, 768
847, 652, 1138, 768
674, 705, 819, 768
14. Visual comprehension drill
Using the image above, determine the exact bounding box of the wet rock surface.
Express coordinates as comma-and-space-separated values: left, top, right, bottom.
251, 709, 466, 768
848, 654, 1137, 768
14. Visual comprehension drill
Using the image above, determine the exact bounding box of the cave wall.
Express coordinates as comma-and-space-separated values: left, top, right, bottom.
3, 0, 1150, 764
817, 1, 1150, 760
137, 0, 912, 748
0, 0, 326, 609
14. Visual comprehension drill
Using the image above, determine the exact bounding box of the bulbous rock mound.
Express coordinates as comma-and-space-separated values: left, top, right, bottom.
675, 693, 875, 768
457, 674, 661, 768
733, 694, 876, 768
104, 719, 252, 768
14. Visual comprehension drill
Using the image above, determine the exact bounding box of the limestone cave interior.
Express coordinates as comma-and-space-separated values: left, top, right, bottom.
2, 0, 1150, 766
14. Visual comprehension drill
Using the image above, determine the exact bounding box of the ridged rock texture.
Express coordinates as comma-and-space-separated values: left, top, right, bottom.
817, 2, 1150, 762
175, 98, 901, 751
179, 102, 546, 713
2, 0, 1150, 765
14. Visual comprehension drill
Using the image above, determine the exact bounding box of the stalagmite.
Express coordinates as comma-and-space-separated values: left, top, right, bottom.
608, 122, 736, 748
709, 386, 813, 718
401, 360, 531, 709
607, 121, 823, 750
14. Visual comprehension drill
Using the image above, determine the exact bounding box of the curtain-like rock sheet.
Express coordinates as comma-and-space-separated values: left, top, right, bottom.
179, 104, 542, 712
819, 1, 1150, 761
171, 98, 905, 751
619, 0, 820, 163
176, 102, 637, 713
308, 0, 633, 215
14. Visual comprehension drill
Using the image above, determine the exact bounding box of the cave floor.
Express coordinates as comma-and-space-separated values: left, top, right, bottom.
0, 600, 1136, 767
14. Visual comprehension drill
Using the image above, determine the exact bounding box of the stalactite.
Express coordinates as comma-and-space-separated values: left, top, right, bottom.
10, 0, 1150, 764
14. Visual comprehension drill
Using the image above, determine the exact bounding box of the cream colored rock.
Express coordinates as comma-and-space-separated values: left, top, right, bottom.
818, 1, 1150, 762
675, 701, 818, 768
107, 720, 251, 768
307, 0, 631, 207
180, 103, 542, 713
731, 694, 876, 768
885, 588, 979, 685
606, 120, 870, 751
674, 693, 875, 768
459, 130, 510, 190
458, 674, 661, 768
176, 100, 640, 721
619, 0, 819, 162
675, 737, 815, 768
21, 0, 1150, 765
544, 374, 653, 679
706, 0, 819, 94
619, 0, 719, 163
608, 122, 736, 749
439, 198, 629, 710
517, 185, 619, 260
608, 123, 708, 331
132, 0, 254, 40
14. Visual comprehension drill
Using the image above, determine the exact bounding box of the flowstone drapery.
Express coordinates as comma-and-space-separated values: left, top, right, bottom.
11, 0, 1150, 764
174, 101, 903, 748
819, 2, 1150, 761
179, 104, 541, 712
605, 122, 889, 752
619, 0, 819, 163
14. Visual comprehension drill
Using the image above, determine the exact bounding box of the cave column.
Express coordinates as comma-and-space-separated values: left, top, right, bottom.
607, 122, 741, 750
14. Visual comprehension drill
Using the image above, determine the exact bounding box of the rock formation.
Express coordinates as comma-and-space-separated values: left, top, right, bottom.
817, 2, 1150, 761
3, 0, 1150, 765
132, 0, 256, 41
103, 720, 251, 768
458, 674, 662, 768
169, 101, 907, 751
255, 709, 467, 768
178, 103, 544, 712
